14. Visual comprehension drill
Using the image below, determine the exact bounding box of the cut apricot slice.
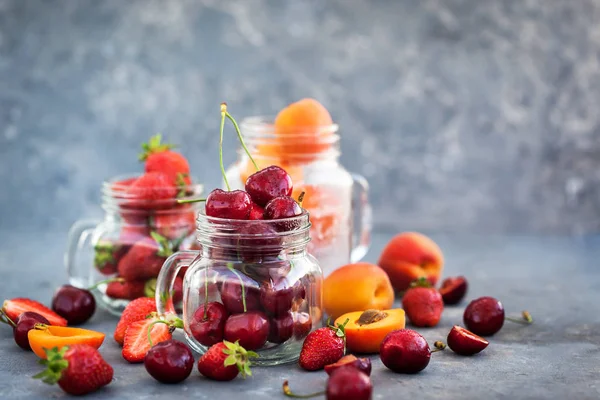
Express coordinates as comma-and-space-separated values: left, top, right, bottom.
28, 325, 106, 359
335, 309, 405, 353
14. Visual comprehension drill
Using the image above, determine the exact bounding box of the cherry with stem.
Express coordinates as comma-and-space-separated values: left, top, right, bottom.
223, 103, 259, 172
227, 263, 247, 313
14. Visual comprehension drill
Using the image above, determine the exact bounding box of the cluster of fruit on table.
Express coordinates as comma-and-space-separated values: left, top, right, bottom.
0, 99, 532, 399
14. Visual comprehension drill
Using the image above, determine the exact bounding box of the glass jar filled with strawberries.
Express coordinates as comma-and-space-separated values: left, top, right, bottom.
65, 136, 204, 316
225, 99, 371, 277
155, 104, 323, 365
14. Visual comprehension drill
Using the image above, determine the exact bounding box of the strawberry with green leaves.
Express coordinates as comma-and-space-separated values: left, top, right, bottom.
139, 134, 191, 187
93, 239, 130, 276
126, 172, 179, 210
299, 319, 349, 371
402, 277, 444, 327
122, 314, 180, 363
114, 297, 157, 345
117, 232, 174, 282
197, 341, 257, 381
33, 345, 113, 396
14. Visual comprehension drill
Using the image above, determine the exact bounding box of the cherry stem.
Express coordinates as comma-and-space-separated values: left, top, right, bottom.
224, 107, 259, 172
297, 191, 305, 207
431, 341, 447, 353
227, 264, 247, 313
88, 277, 124, 291
506, 310, 533, 325
0, 309, 17, 328
203, 263, 209, 320
177, 198, 207, 204
220, 103, 231, 191
282, 380, 325, 399
146, 319, 170, 347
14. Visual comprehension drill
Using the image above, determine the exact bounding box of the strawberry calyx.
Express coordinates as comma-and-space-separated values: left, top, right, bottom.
222, 340, 258, 379
176, 173, 189, 198
410, 277, 433, 289
150, 231, 175, 258
33, 346, 69, 385
139, 134, 175, 162
328, 318, 349, 339
93, 241, 117, 270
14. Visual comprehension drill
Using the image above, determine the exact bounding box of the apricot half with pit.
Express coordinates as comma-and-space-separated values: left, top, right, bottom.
335, 308, 406, 353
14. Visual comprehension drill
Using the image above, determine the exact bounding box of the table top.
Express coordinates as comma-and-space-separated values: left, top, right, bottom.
0, 232, 599, 399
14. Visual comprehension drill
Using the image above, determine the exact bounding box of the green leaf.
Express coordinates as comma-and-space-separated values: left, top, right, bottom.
32, 347, 69, 385
138, 134, 176, 161
246, 351, 259, 359
223, 355, 237, 367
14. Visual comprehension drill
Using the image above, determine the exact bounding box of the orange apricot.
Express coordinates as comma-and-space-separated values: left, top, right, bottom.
323, 263, 395, 319
28, 325, 105, 359
274, 98, 335, 161
335, 309, 406, 353
378, 232, 444, 292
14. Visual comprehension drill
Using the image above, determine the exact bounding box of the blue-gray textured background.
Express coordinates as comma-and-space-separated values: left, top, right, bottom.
1, 0, 599, 237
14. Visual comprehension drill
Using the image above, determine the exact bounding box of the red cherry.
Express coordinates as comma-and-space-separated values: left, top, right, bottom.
205, 189, 252, 220
326, 368, 373, 400
144, 339, 194, 383
13, 312, 49, 351
463, 296, 505, 336
292, 312, 312, 340
51, 285, 96, 325
324, 355, 372, 376
220, 278, 261, 314
447, 325, 489, 356
248, 202, 265, 220
439, 276, 468, 305
245, 166, 293, 207
189, 302, 229, 346
268, 312, 294, 344
263, 196, 302, 231
380, 329, 431, 374
235, 222, 282, 262
260, 279, 294, 316
223, 312, 270, 351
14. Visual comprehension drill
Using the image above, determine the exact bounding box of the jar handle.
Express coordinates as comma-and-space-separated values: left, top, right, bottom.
155, 251, 201, 316
350, 173, 372, 263
65, 219, 100, 288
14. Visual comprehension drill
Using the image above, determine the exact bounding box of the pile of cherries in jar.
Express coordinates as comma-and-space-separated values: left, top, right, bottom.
188, 165, 314, 351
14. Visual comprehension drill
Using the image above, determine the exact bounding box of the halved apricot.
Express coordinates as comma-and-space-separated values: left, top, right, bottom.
335, 309, 405, 353
28, 325, 106, 359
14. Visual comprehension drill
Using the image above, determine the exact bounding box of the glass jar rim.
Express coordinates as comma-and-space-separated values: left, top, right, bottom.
101, 173, 204, 212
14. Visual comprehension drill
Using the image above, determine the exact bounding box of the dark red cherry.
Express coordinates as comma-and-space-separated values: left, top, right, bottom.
51, 285, 96, 325
439, 276, 468, 305
144, 339, 194, 384
248, 202, 265, 220
268, 312, 294, 344
325, 355, 372, 376
326, 368, 373, 400
189, 302, 229, 346
463, 296, 505, 336
235, 222, 281, 262
260, 279, 294, 316
380, 329, 431, 374
220, 278, 261, 314
264, 196, 303, 231
205, 189, 252, 220
245, 165, 293, 207
447, 325, 489, 355
14, 312, 49, 351
223, 311, 270, 351
292, 312, 312, 340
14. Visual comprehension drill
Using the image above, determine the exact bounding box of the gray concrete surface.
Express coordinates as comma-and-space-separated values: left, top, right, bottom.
0, 232, 598, 399
1, 0, 600, 235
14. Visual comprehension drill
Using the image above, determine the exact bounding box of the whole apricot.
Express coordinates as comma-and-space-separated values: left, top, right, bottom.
323, 263, 394, 320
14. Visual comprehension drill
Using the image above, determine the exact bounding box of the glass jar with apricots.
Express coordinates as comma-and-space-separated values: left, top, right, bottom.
155, 205, 322, 366
225, 99, 372, 277
65, 174, 204, 316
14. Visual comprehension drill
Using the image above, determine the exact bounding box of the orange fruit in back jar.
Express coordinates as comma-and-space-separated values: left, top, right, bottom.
274, 98, 335, 162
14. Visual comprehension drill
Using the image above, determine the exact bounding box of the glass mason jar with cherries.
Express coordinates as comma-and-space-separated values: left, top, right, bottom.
155, 205, 322, 366
225, 117, 372, 276
65, 174, 204, 315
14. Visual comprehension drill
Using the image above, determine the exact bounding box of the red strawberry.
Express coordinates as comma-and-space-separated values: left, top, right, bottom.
126, 172, 178, 209
3, 298, 67, 327
139, 134, 191, 185
197, 341, 257, 381
117, 232, 172, 282
33, 344, 113, 396
402, 277, 444, 327
94, 239, 129, 275
112, 177, 137, 192
122, 316, 173, 363
113, 297, 156, 345
105, 280, 146, 300
299, 319, 348, 371
150, 208, 197, 241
